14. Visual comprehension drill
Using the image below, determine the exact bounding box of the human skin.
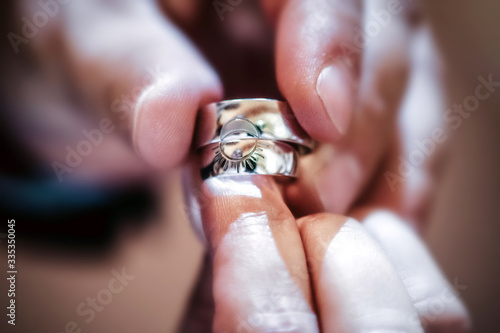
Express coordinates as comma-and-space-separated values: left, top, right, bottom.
3, 0, 409, 213
0, 0, 477, 331
192, 171, 469, 332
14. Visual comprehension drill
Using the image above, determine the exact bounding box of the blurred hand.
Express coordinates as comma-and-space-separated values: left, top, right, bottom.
261, 0, 413, 214
5, 0, 412, 205
5, 0, 221, 184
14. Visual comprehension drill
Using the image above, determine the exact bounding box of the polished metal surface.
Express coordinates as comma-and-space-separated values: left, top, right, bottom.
199, 99, 315, 152
200, 140, 298, 179
198, 99, 315, 179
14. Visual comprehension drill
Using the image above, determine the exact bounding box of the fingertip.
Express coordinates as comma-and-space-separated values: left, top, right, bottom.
296, 213, 347, 238
275, 0, 358, 143
201, 176, 318, 333
276, 51, 351, 144
361, 210, 471, 332
133, 75, 222, 169
133, 80, 197, 169
296, 213, 350, 269
278, 63, 354, 143
318, 218, 423, 332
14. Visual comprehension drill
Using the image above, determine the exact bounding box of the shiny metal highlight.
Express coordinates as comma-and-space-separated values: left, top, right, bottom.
198, 99, 315, 180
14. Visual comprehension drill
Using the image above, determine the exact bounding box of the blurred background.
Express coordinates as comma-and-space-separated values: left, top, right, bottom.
0, 0, 499, 332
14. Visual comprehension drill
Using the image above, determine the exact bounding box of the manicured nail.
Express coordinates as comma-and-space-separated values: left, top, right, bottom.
316, 65, 353, 136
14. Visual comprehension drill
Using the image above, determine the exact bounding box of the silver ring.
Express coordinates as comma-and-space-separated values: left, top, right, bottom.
198, 99, 315, 180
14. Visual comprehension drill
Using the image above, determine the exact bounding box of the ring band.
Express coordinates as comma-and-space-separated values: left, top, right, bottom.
198, 99, 315, 180
200, 140, 298, 179
199, 99, 315, 152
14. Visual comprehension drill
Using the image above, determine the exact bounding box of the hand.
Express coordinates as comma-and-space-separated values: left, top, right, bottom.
4, 0, 221, 184
184, 173, 469, 332
182, 2, 470, 331
262, 0, 416, 214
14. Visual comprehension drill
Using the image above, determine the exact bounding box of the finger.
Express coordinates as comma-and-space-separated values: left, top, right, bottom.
315, 0, 411, 213
284, 145, 331, 217
274, 0, 362, 143
2, 57, 147, 184
351, 24, 449, 225
358, 210, 471, 332
58, 1, 222, 169
199, 176, 318, 332
297, 213, 423, 332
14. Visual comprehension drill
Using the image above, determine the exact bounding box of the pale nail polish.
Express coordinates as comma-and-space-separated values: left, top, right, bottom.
316, 65, 353, 136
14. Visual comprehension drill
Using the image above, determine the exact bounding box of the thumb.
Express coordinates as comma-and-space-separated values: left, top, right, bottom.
59, 0, 222, 169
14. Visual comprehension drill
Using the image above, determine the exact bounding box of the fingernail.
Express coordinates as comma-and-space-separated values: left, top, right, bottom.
316, 65, 353, 136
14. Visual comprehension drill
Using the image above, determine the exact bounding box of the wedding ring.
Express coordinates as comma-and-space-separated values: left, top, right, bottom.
198, 99, 315, 180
